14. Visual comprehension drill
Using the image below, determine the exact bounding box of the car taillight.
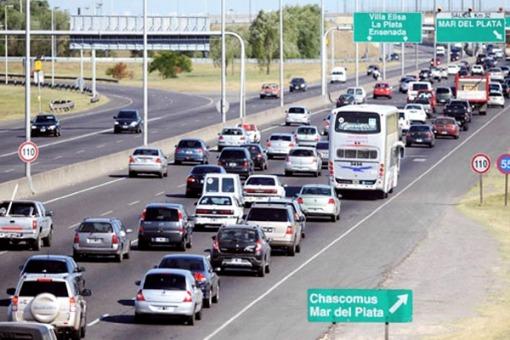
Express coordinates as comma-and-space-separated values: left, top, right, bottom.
129, 156, 135, 163
73, 233, 80, 244
240, 137, 245, 140
193, 272, 206, 283
140, 209, 146, 221
286, 226, 293, 235
138, 226, 144, 234
37, 278, 53, 282
112, 234, 119, 245
379, 164, 385, 178
243, 160, 249, 168
69, 296, 77, 312
218, 135, 224, 140
255, 240, 262, 255
289, 143, 295, 147
136, 290, 145, 301
178, 211, 183, 221
155, 157, 162, 163
11, 296, 18, 311
266, 141, 272, 147
328, 160, 334, 176
183, 290, 193, 303
212, 239, 220, 251
32, 220, 37, 230
195, 209, 209, 215
328, 198, 335, 205
187, 176, 196, 183
296, 197, 304, 204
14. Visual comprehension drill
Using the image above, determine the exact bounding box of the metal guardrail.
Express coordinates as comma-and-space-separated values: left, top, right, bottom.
49, 99, 75, 112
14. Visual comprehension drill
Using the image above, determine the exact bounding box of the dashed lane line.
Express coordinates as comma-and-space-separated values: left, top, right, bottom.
128, 200, 140, 206
100, 210, 113, 216
87, 314, 109, 327
67, 223, 80, 230
155, 191, 165, 196
43, 178, 126, 205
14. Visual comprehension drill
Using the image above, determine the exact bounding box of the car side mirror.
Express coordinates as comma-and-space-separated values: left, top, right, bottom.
153, 264, 158, 269
135, 280, 141, 286
6, 288, 15, 296
113, 116, 117, 119
211, 235, 216, 241
46, 210, 53, 217
81, 289, 92, 297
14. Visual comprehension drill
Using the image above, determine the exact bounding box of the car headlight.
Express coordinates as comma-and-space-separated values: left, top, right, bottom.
130, 121, 137, 127
300, 84, 305, 87
31, 125, 36, 129
48, 125, 56, 130
114, 121, 119, 125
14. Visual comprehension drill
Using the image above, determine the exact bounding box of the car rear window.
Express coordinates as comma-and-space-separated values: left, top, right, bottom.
118, 111, 137, 119
133, 149, 159, 156
159, 258, 204, 272
405, 104, 421, 110
24, 260, 68, 274
288, 107, 305, 114
435, 118, 455, 125
242, 145, 261, 155
412, 83, 429, 91
178, 140, 202, 148
247, 207, 289, 222
144, 208, 179, 222
0, 202, 37, 217
410, 125, 430, 132
301, 187, 332, 196
297, 127, 317, 135
199, 196, 232, 206
246, 177, 275, 186
375, 83, 388, 88
19, 281, 69, 297
191, 166, 223, 175
222, 128, 243, 136
78, 222, 113, 233
289, 149, 314, 157
220, 149, 247, 159
143, 274, 186, 291
219, 228, 257, 242
436, 88, 450, 94
316, 142, 329, 150
270, 135, 291, 141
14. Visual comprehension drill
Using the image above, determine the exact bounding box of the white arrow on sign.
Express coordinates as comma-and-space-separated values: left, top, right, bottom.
493, 30, 503, 40
367, 36, 372, 41
389, 294, 409, 314
403, 36, 408, 42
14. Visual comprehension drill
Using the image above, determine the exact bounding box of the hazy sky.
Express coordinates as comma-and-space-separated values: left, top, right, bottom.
50, 0, 506, 16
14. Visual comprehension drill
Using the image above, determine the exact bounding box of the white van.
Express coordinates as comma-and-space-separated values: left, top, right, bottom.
330, 66, 347, 83
436, 46, 446, 56
202, 173, 244, 205
407, 81, 433, 102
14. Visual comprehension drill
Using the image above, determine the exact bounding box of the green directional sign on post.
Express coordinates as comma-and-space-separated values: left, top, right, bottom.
308, 289, 413, 323
353, 12, 422, 43
505, 16, 510, 28
436, 12, 506, 43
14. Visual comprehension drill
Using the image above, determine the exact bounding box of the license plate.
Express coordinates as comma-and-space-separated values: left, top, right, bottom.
122, 126, 128, 129
87, 238, 101, 244
353, 180, 360, 184
153, 237, 169, 243
263, 227, 273, 233
0, 233, 21, 238
40, 128, 46, 132
441, 131, 448, 135
416, 139, 423, 142
186, 150, 192, 154
229, 258, 244, 264
158, 306, 175, 312
229, 163, 236, 167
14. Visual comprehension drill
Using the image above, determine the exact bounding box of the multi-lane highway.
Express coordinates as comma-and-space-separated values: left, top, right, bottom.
0, 47, 433, 183
1, 62, 509, 339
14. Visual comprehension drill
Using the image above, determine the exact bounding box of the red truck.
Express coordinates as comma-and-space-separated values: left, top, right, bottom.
455, 74, 490, 115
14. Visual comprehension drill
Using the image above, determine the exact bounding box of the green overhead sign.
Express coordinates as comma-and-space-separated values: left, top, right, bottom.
436, 12, 505, 43
353, 12, 422, 43
506, 16, 510, 28
308, 289, 413, 323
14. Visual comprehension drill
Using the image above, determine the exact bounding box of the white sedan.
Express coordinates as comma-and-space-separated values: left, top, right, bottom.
403, 104, 427, 123
488, 91, 505, 108
243, 175, 286, 204
194, 194, 244, 229
447, 64, 460, 75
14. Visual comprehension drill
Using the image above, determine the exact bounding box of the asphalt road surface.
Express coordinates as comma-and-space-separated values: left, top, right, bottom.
0, 46, 433, 183
1, 68, 509, 340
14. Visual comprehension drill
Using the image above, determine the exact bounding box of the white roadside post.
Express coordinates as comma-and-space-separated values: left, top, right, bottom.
51, 7, 57, 87
91, 47, 96, 98
143, 0, 148, 145
79, 48, 84, 92
279, 0, 284, 107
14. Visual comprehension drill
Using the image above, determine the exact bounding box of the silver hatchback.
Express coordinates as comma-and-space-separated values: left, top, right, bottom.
73, 218, 131, 262
296, 184, 341, 222
266, 133, 296, 159
285, 147, 322, 177
129, 147, 168, 178
294, 125, 320, 147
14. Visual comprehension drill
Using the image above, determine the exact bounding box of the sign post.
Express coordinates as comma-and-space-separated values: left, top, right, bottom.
436, 12, 505, 43
496, 153, 510, 207
471, 153, 491, 206
353, 12, 423, 43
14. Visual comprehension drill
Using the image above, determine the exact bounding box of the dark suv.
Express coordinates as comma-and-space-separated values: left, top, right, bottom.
113, 110, 143, 134
241, 144, 268, 170
185, 165, 226, 197
217, 147, 254, 179
209, 224, 271, 277
289, 77, 307, 92
443, 101, 471, 131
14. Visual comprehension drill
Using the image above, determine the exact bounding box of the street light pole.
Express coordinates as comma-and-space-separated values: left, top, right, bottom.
4, 5, 13, 85
382, 0, 386, 80
320, 0, 326, 97
401, 0, 405, 76
355, 0, 359, 87
143, 0, 148, 146
51, 7, 57, 87
415, 0, 418, 70
24, 0, 31, 181
220, 0, 226, 123
279, 0, 284, 107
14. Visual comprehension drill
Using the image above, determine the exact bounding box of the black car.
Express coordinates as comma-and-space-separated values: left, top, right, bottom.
503, 80, 510, 97
405, 124, 435, 148
113, 109, 143, 134
336, 94, 355, 107
289, 77, 307, 92
476, 53, 486, 65
458, 66, 469, 76
443, 101, 471, 130
366, 65, 379, 75
389, 53, 400, 61
450, 52, 460, 61
241, 144, 268, 170
31, 114, 61, 137
217, 147, 254, 179
185, 165, 226, 197
209, 224, 271, 277
419, 69, 432, 82
158, 254, 220, 307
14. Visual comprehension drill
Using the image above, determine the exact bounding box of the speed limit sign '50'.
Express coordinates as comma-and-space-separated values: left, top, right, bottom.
18, 141, 39, 163
471, 153, 491, 174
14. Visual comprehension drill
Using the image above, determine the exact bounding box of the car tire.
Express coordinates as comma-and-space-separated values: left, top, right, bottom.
265, 262, 271, 274
330, 215, 336, 222
204, 290, 212, 308
296, 243, 301, 253
186, 311, 196, 326
287, 244, 296, 257
267, 154, 273, 160
196, 309, 202, 321
137, 238, 148, 250
124, 249, 130, 259
463, 124, 469, 131
257, 262, 266, 277
43, 228, 53, 247
134, 313, 145, 323
128, 171, 136, 178
71, 329, 81, 340
73, 251, 81, 261
115, 252, 123, 263
178, 239, 186, 251
31, 236, 42, 251
454, 135, 459, 139
80, 323, 86, 338
405, 142, 411, 147
285, 170, 292, 177
212, 286, 220, 303
186, 235, 192, 249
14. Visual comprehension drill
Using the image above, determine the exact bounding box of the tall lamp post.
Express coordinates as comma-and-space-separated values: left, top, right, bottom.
143, 0, 148, 145
279, 0, 284, 107
220, 0, 226, 123
51, 6, 59, 87
4, 4, 13, 85
24, 0, 31, 182
320, 0, 325, 97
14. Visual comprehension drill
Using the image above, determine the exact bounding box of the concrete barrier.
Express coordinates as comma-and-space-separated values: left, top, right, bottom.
0, 67, 415, 201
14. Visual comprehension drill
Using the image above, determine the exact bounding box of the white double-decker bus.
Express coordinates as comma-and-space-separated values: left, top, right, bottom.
328, 104, 404, 199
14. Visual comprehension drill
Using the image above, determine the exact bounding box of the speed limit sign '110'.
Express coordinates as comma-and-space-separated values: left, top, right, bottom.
471, 153, 491, 174
18, 141, 39, 163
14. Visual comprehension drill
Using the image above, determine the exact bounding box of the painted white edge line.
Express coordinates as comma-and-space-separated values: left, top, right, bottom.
87, 313, 109, 327
43, 178, 125, 205
203, 104, 509, 340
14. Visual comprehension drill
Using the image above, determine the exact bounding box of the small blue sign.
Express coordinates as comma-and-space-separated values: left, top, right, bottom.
497, 154, 510, 175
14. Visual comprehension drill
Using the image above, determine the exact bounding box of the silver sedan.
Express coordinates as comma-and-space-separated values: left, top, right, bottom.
128, 147, 168, 178
296, 184, 341, 222
285, 147, 322, 177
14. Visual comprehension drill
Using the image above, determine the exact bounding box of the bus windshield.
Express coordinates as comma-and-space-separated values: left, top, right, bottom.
335, 111, 381, 134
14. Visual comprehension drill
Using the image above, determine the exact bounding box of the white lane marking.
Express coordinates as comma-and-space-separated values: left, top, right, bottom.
203, 104, 509, 340
4, 169, 14, 173
54, 155, 63, 160
413, 158, 427, 162
96, 144, 105, 149
128, 200, 140, 206
43, 178, 126, 205
32, 162, 40, 166
0, 251, 8, 256
87, 314, 109, 327
261, 125, 280, 133
67, 223, 80, 230
76, 150, 85, 154
177, 183, 186, 188
116, 140, 123, 144
155, 191, 165, 196
100, 210, 113, 216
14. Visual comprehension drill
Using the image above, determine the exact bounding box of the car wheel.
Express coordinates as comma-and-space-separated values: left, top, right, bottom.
454, 135, 459, 139
115, 252, 123, 263
287, 244, 296, 257
296, 243, 301, 253
174, 159, 181, 165
137, 238, 148, 250
267, 154, 273, 160
285, 122, 290, 126
128, 171, 136, 178
265, 262, 271, 274
124, 248, 130, 259
204, 290, 212, 308
405, 142, 411, 147
330, 215, 336, 222
134, 313, 146, 323
71, 329, 81, 340
43, 228, 53, 247
463, 124, 469, 131
285, 170, 292, 177
178, 239, 186, 251
212, 286, 220, 303
73, 251, 81, 261
186, 234, 192, 249
186, 310, 196, 325
31, 236, 42, 251
257, 262, 266, 277
80, 323, 86, 338
195, 309, 202, 321
314, 171, 319, 177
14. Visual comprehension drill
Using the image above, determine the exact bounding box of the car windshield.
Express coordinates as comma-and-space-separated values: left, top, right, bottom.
316, 142, 329, 150
301, 186, 331, 196
35, 115, 56, 123
289, 149, 314, 157
78, 222, 113, 233
270, 135, 291, 141
118, 111, 137, 119
291, 78, 304, 83
436, 88, 450, 94
199, 196, 232, 206
410, 125, 430, 132
159, 258, 204, 272
144, 208, 180, 222
247, 208, 289, 222
222, 128, 243, 136
405, 105, 421, 110
288, 107, 305, 114
19, 281, 69, 297
133, 149, 159, 156
23, 260, 68, 274
246, 177, 275, 186
0, 202, 37, 217
220, 149, 246, 159
191, 166, 223, 175
242, 145, 262, 155
178, 140, 202, 148
143, 273, 186, 291
219, 228, 257, 243
335, 111, 381, 133
297, 127, 317, 135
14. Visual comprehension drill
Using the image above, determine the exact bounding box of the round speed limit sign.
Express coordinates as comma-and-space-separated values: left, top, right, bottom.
471, 153, 491, 174
18, 141, 39, 163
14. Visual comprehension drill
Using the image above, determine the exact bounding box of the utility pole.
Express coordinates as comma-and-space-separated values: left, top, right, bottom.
320, 0, 326, 97
4, 5, 13, 85
355, 0, 359, 86
24, 0, 31, 181
433, 0, 437, 67
382, 0, 386, 80
279, 0, 284, 107
220, 0, 226, 123
415, 0, 418, 70
51, 7, 58, 87
401, 0, 405, 76
143, 0, 148, 145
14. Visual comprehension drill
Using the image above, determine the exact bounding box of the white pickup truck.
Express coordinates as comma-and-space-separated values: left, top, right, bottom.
0, 200, 53, 250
